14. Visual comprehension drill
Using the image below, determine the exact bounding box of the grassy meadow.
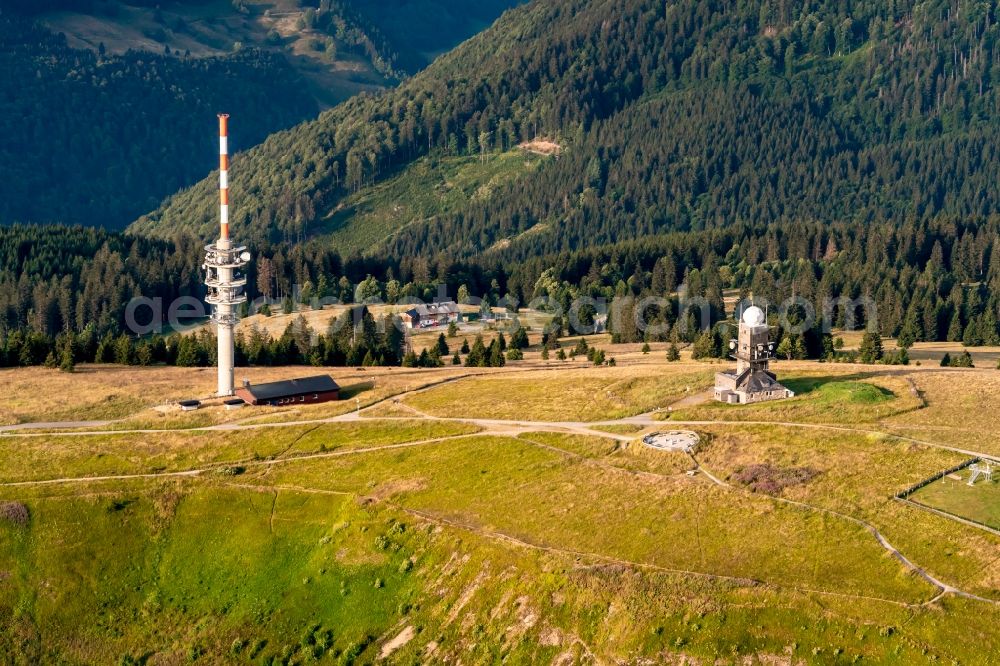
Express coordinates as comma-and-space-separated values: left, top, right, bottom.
666, 371, 923, 424
1, 352, 999, 663
316, 150, 544, 256
404, 365, 716, 421
910, 473, 1000, 531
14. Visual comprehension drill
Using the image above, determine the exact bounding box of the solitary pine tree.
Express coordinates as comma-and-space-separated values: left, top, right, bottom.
464, 336, 487, 367
435, 333, 449, 356
488, 341, 505, 367
858, 329, 884, 364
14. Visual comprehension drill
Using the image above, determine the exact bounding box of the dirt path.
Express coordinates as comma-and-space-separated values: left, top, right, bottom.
0, 420, 113, 433
0, 433, 480, 488
3, 372, 998, 610
689, 459, 1000, 607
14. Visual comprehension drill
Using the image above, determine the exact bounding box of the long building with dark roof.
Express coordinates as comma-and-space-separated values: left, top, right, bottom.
235, 375, 340, 406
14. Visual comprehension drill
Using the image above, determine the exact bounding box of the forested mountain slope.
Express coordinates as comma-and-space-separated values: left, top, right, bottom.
0, 11, 317, 228
0, 0, 524, 229
135, 0, 1000, 260
12, 0, 524, 96
350, 0, 527, 69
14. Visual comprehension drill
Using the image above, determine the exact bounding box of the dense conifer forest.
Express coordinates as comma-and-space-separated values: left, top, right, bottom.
0, 10, 316, 228
3, 213, 998, 367
4, 0, 1000, 367
137, 0, 1000, 256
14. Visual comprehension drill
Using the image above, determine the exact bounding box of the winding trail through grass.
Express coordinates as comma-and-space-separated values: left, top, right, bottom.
2, 370, 998, 610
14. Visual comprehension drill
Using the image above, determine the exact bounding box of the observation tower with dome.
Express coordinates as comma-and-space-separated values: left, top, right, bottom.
713, 304, 794, 404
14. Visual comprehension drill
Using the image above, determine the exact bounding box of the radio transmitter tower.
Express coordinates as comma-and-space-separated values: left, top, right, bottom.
203, 114, 250, 397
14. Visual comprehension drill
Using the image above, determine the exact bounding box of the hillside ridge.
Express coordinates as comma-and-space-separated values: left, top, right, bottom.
134, 0, 1000, 261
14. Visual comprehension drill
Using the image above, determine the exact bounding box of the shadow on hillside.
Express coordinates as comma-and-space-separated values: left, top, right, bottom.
339, 381, 375, 400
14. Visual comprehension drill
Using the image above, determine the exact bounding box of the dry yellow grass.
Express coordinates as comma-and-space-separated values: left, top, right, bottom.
232, 302, 511, 339
404, 365, 716, 421
886, 369, 1000, 430
0, 420, 480, 483
880, 369, 1000, 456
695, 424, 962, 515
0, 363, 472, 426
690, 424, 1000, 601
831, 330, 999, 366
890, 340, 1000, 367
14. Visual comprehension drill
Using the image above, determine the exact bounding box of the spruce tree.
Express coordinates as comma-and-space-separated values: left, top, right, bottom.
858, 329, 884, 364
510, 327, 529, 349
488, 340, 505, 367
691, 331, 715, 360
946, 312, 963, 342
435, 332, 449, 356
821, 334, 835, 360
59, 345, 75, 373
464, 336, 487, 367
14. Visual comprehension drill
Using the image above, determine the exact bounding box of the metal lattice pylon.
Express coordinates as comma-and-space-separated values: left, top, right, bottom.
968, 460, 995, 486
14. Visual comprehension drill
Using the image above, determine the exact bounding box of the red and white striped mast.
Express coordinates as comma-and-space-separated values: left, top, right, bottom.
204, 114, 249, 397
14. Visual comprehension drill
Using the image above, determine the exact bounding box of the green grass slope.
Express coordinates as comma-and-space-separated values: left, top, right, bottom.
2, 433, 999, 663
3, 363, 1000, 662
316, 150, 543, 256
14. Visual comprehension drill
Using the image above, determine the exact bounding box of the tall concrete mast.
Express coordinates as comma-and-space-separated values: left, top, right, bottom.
204, 114, 249, 396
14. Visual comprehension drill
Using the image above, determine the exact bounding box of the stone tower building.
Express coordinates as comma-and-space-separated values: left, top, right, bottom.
714, 305, 794, 404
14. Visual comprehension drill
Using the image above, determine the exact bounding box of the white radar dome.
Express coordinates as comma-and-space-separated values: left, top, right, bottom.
742, 306, 765, 326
